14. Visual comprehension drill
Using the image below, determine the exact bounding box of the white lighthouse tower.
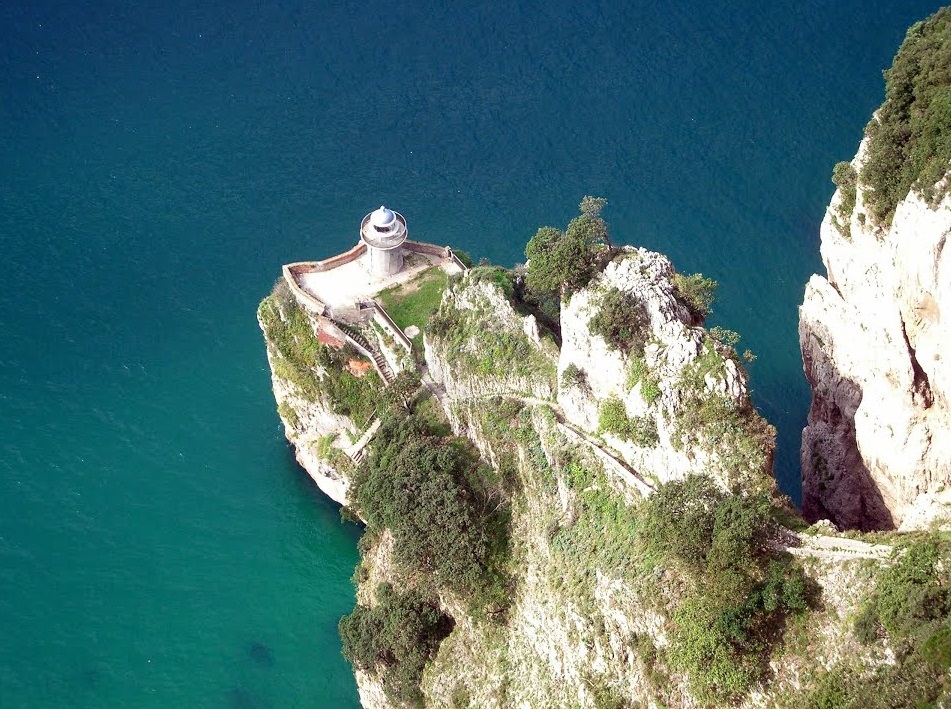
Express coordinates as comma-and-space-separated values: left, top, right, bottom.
360, 206, 408, 277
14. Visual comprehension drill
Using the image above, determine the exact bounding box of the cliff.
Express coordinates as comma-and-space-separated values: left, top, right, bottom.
799, 9, 951, 531
260, 222, 951, 707
556, 249, 774, 492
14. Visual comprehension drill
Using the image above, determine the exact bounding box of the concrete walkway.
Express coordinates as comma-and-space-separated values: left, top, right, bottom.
345, 418, 382, 464
787, 533, 893, 562
297, 253, 457, 308
442, 390, 657, 497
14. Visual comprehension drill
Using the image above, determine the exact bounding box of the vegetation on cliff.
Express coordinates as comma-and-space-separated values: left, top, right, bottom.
339, 402, 515, 705
792, 533, 951, 709
671, 335, 776, 488
258, 280, 381, 423
672, 271, 717, 323
340, 583, 454, 706
588, 287, 649, 355
261, 187, 951, 707
861, 6, 951, 225
428, 266, 559, 387
350, 414, 511, 605
639, 475, 810, 702
524, 196, 613, 298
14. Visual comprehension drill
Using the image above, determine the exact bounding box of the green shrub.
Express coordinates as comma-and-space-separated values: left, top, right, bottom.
801, 668, 850, 709
831, 161, 857, 237
339, 583, 453, 706
589, 287, 649, 355
627, 356, 661, 405
918, 626, 951, 670
672, 272, 717, 323
669, 595, 761, 702
861, 7, 951, 225
352, 415, 512, 612
867, 535, 950, 648
597, 397, 658, 447
853, 603, 881, 645
452, 249, 475, 268
640, 475, 811, 702
709, 326, 740, 348
561, 363, 589, 391
598, 397, 630, 437
277, 401, 300, 429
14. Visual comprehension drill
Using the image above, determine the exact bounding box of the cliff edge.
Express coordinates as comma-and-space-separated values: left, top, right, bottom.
800, 9, 951, 531
259, 201, 951, 707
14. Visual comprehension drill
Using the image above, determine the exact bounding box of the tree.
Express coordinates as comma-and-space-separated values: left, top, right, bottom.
381, 369, 422, 414
339, 583, 453, 706
524, 197, 612, 298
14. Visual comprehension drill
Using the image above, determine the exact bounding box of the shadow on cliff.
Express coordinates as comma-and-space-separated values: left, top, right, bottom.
800, 321, 895, 531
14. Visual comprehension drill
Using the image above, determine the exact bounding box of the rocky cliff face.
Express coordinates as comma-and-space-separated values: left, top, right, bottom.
557, 248, 773, 492
423, 276, 558, 406
261, 258, 917, 709
800, 135, 951, 531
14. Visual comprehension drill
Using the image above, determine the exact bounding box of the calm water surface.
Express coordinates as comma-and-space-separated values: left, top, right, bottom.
0, 1, 940, 705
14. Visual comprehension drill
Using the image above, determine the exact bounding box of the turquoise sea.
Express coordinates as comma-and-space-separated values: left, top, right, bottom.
0, 1, 941, 706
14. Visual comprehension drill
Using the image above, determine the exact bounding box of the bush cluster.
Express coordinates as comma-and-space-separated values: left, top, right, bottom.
639, 475, 810, 702
814, 534, 951, 709
627, 356, 661, 405
353, 416, 494, 598
598, 396, 659, 447
560, 363, 589, 391
861, 7, 951, 225
855, 534, 950, 650
343, 410, 516, 701
339, 583, 453, 706
672, 272, 717, 323
588, 287, 650, 355
831, 161, 857, 237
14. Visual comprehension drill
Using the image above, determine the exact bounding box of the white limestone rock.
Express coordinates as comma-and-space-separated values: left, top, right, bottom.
557, 247, 770, 489
800, 134, 951, 530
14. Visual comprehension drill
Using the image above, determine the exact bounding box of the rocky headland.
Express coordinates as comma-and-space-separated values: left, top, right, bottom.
259, 196, 948, 707
257, 11, 951, 707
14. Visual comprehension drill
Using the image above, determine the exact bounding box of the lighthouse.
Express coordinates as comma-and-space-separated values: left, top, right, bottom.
360, 206, 408, 277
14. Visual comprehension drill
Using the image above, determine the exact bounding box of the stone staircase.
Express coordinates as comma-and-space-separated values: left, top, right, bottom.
337, 324, 395, 385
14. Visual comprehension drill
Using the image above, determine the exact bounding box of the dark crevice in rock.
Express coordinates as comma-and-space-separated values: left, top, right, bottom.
900, 317, 933, 408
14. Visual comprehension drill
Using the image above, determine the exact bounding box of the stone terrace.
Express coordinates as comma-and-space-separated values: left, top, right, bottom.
298, 251, 444, 308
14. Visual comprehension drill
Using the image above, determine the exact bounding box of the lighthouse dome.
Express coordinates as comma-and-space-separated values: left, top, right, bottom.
369, 206, 396, 230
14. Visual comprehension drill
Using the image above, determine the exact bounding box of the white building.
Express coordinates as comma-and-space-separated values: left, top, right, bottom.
359, 206, 408, 277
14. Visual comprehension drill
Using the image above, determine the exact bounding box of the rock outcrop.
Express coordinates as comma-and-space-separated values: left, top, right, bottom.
261, 252, 922, 709
558, 248, 774, 492
800, 135, 951, 530
424, 277, 558, 406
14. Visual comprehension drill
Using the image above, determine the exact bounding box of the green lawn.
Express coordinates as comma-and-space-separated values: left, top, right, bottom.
377, 267, 449, 341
